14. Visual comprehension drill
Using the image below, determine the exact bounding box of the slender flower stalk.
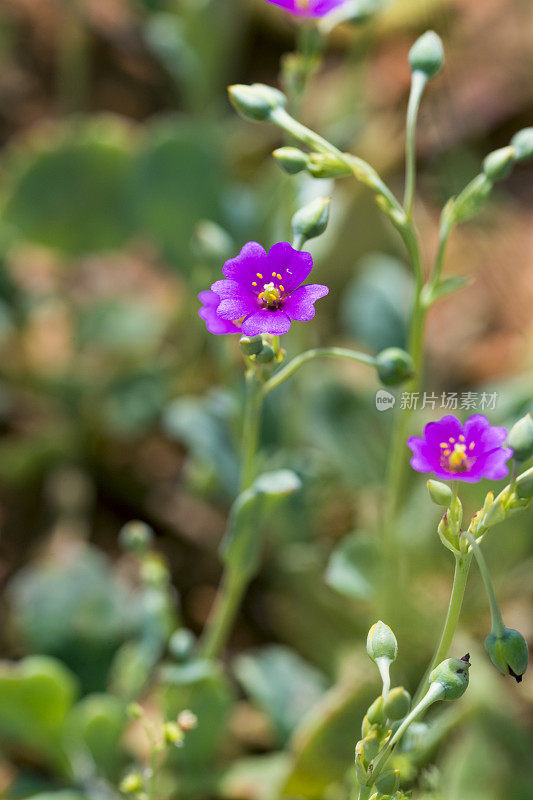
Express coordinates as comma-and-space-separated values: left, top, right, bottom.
261, 346, 376, 396
464, 531, 505, 636
198, 369, 263, 660
404, 70, 426, 220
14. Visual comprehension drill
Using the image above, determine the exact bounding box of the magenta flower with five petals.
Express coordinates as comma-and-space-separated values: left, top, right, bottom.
407, 414, 512, 483
201, 241, 328, 336
263, 0, 345, 16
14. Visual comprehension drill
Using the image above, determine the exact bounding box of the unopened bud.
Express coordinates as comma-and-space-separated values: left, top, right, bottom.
228, 83, 286, 122
365, 695, 385, 725
510, 128, 533, 161
273, 147, 309, 174
507, 413, 533, 462
169, 628, 196, 662
408, 31, 444, 79
429, 655, 470, 700
482, 146, 516, 181
485, 628, 528, 682
375, 348, 414, 386
361, 730, 381, 765
452, 174, 493, 223
427, 479, 453, 507
255, 343, 276, 363
383, 687, 411, 720
120, 772, 144, 794
163, 721, 183, 746
307, 153, 352, 178
516, 467, 533, 499
126, 702, 143, 720
367, 621, 398, 663
178, 709, 198, 732
119, 521, 154, 554
240, 334, 264, 357
375, 770, 400, 795
291, 197, 331, 243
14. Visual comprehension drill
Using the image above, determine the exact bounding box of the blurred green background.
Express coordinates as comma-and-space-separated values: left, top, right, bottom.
0, 0, 531, 799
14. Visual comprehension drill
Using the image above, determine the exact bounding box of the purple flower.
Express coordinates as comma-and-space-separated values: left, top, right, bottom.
198, 290, 242, 335
202, 241, 328, 336
263, 0, 346, 18
407, 414, 512, 483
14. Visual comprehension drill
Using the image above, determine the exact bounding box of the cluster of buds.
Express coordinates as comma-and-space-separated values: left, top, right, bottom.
356, 622, 470, 799
120, 704, 198, 798
239, 333, 285, 367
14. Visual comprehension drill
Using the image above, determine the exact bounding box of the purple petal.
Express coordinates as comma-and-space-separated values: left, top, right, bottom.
284, 284, 329, 321
213, 285, 258, 320
424, 415, 463, 450
222, 242, 268, 288
198, 292, 241, 335
241, 309, 292, 336
474, 446, 513, 481
264, 0, 344, 17
407, 436, 437, 474
267, 242, 314, 291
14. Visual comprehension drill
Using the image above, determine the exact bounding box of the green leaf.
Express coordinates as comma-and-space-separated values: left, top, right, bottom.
2, 118, 135, 255
341, 253, 413, 352
423, 275, 471, 306
159, 659, 235, 771
280, 672, 376, 798
234, 646, 328, 746
63, 694, 127, 780
129, 118, 223, 268
221, 470, 302, 578
325, 533, 380, 601
0, 656, 78, 772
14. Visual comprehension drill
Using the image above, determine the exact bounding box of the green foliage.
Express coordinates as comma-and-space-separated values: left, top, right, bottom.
234, 645, 328, 745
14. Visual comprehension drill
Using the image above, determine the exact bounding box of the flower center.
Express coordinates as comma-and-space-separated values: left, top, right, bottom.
440, 435, 475, 473
258, 281, 281, 308
296, 0, 311, 7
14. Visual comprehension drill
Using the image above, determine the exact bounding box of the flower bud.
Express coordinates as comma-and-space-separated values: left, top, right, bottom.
429, 655, 470, 700
375, 770, 400, 795
273, 147, 309, 175
291, 197, 331, 243
169, 628, 196, 662
163, 721, 184, 746
120, 772, 144, 794
383, 687, 411, 720
438, 510, 460, 553
178, 709, 198, 732
485, 628, 528, 682
482, 146, 516, 182
361, 730, 381, 765
126, 702, 143, 720
240, 334, 264, 357
408, 31, 444, 79
255, 343, 276, 364
510, 128, 533, 161
516, 468, 533, 499
375, 348, 414, 386
228, 83, 286, 122
367, 621, 398, 663
427, 479, 453, 507
119, 520, 154, 554
507, 413, 533, 462
366, 695, 385, 725
307, 153, 352, 178
452, 174, 493, 223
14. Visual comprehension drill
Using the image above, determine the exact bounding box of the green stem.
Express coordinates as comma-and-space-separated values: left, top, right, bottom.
413, 551, 472, 705
261, 347, 376, 397
404, 72, 427, 220
369, 682, 444, 784
199, 370, 263, 660
429, 212, 454, 289
464, 531, 505, 636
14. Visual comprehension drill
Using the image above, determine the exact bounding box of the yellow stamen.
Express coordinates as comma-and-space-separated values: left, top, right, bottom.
256, 272, 263, 279
469, 441, 475, 450
459, 434, 465, 442
279, 285, 285, 292
449, 437, 455, 443
440, 442, 448, 449
252, 281, 257, 287
444, 449, 451, 457
272, 272, 276, 277
277, 273, 282, 280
